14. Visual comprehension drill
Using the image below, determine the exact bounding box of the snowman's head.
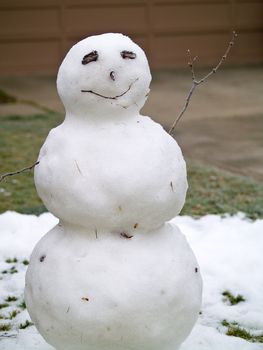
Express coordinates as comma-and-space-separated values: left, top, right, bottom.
57, 33, 151, 118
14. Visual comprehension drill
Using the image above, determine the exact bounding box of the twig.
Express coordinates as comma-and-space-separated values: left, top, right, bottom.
0, 161, 39, 183
81, 78, 139, 100
187, 50, 198, 82
168, 31, 237, 135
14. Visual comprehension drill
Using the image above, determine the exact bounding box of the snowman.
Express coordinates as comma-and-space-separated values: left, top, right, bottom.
25, 33, 202, 350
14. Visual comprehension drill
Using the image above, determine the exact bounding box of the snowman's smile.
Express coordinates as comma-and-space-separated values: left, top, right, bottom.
81, 78, 139, 100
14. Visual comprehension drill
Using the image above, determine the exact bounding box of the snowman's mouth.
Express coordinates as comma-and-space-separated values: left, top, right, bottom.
81, 78, 139, 100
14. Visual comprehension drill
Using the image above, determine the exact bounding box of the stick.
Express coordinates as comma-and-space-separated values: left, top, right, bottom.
0, 161, 39, 183
168, 31, 237, 135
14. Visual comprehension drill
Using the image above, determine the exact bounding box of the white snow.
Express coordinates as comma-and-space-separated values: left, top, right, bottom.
0, 211, 262, 349
25, 220, 201, 350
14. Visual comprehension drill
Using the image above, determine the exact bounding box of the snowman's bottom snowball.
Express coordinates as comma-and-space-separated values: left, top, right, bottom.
25, 222, 202, 350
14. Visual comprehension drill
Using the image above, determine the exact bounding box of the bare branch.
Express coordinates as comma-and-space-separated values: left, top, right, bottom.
0, 161, 39, 183
200, 31, 237, 82
187, 49, 198, 82
168, 31, 237, 135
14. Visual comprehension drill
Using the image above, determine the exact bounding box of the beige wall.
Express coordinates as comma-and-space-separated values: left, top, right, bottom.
0, 0, 262, 74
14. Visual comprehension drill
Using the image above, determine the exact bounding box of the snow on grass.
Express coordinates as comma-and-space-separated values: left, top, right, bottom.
0, 211, 262, 350
173, 214, 263, 350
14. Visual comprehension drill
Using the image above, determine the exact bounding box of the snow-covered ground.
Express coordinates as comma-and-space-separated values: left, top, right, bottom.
0, 211, 262, 350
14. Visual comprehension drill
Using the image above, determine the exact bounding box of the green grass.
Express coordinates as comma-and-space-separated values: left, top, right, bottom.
222, 290, 245, 305
19, 320, 33, 329
0, 113, 63, 214
5, 258, 18, 264
0, 112, 262, 218
8, 309, 20, 319
222, 320, 263, 343
18, 300, 26, 310
0, 309, 20, 321
182, 161, 263, 220
5, 296, 17, 303
0, 323, 11, 332
5, 257, 29, 265
2, 266, 18, 274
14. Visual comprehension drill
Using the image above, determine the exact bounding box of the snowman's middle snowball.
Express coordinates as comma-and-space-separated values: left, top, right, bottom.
35, 115, 187, 232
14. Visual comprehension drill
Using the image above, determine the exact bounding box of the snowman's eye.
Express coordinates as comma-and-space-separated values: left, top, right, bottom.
121, 51, 136, 59
82, 51, 98, 65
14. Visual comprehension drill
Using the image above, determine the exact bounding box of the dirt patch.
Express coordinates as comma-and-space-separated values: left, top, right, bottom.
175, 114, 263, 182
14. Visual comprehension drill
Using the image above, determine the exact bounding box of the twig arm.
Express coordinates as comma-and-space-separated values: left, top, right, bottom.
0, 161, 39, 183
198, 31, 237, 83
168, 31, 237, 135
168, 82, 197, 135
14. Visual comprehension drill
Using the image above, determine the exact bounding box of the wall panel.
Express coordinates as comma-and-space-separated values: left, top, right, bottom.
65, 5, 146, 38
0, 0, 262, 74
152, 3, 230, 33
0, 41, 61, 73
0, 9, 60, 40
